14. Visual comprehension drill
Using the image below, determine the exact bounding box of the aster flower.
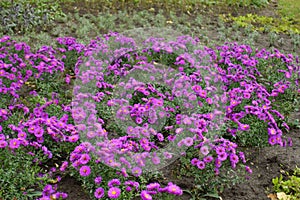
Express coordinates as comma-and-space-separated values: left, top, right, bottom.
200, 145, 209, 156
9, 138, 20, 149
215, 158, 222, 168
239, 124, 250, 131
156, 133, 164, 142
53, 192, 68, 199
79, 165, 91, 177
229, 154, 239, 164
68, 134, 79, 142
245, 166, 252, 174
124, 186, 132, 192
184, 137, 194, 147
182, 117, 192, 125
132, 167, 142, 177
218, 152, 228, 161
167, 183, 183, 195
42, 184, 54, 196
146, 183, 160, 191
167, 135, 176, 142
141, 190, 152, 200
79, 153, 91, 165
95, 176, 102, 184
190, 158, 199, 166
94, 187, 105, 199
268, 136, 277, 145
267, 127, 277, 136
196, 160, 206, 170
151, 156, 160, 165
163, 152, 173, 159
0, 140, 7, 148
108, 179, 121, 188
198, 89, 207, 98
215, 146, 225, 155
17, 131, 27, 139
107, 187, 121, 199
203, 155, 214, 163
206, 98, 213, 104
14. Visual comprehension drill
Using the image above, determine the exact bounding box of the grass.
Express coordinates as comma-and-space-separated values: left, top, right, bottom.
278, 0, 300, 20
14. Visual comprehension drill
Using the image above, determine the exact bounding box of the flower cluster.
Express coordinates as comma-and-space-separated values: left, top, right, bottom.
0, 33, 298, 200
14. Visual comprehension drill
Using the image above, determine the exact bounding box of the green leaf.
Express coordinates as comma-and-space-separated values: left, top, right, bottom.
203, 192, 220, 198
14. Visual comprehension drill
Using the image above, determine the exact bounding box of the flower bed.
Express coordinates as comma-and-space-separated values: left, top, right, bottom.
0, 32, 299, 200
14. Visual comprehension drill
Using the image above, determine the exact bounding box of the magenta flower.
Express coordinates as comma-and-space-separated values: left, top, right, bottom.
163, 152, 172, 159
60, 161, 68, 172
206, 98, 213, 104
200, 145, 209, 155
94, 187, 105, 199
156, 133, 164, 142
184, 137, 194, 147
191, 158, 199, 166
239, 124, 250, 131
196, 160, 206, 170
203, 155, 214, 163
267, 127, 276, 136
42, 184, 54, 197
151, 156, 160, 165
108, 179, 121, 188
167, 183, 183, 195
199, 89, 207, 98
52, 192, 68, 199
268, 136, 277, 145
9, 139, 20, 149
79, 165, 91, 177
79, 153, 91, 165
132, 167, 142, 177
95, 176, 102, 184
141, 190, 152, 200
215, 146, 225, 155
229, 154, 239, 164
107, 187, 121, 199
68, 134, 79, 142
136, 117, 143, 124
218, 152, 228, 161
146, 183, 160, 190
125, 186, 132, 192
0, 140, 7, 148
245, 166, 252, 174
17, 131, 27, 139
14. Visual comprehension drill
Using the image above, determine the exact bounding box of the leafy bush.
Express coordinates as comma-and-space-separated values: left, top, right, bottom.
272, 167, 300, 200
0, 0, 64, 34
220, 13, 300, 34
224, 0, 269, 8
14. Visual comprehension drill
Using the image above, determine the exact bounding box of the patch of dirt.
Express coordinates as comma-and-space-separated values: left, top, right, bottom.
220, 128, 300, 200
58, 176, 91, 200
